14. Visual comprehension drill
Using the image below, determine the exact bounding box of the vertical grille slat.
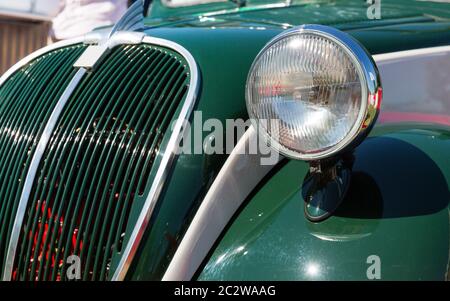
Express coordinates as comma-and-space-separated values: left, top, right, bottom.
17, 52, 89, 281
23, 46, 142, 281
15, 52, 92, 280
50, 47, 144, 281
41, 49, 137, 281
38, 46, 159, 281
90, 52, 179, 280
23, 46, 143, 281
0, 45, 86, 276
62, 47, 158, 281
8, 43, 191, 281
93, 60, 188, 279
85, 53, 182, 280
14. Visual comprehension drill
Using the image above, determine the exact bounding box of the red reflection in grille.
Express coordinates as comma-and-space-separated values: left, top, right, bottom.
12, 199, 84, 281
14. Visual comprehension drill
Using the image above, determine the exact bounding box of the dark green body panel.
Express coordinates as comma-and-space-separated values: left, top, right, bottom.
125, 0, 450, 280
199, 124, 450, 280
146, 0, 450, 53
148, 0, 450, 23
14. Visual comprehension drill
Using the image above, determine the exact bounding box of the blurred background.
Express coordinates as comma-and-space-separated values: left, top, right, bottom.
0, 0, 148, 74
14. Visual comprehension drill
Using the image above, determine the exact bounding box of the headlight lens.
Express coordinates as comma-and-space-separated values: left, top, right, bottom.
246, 25, 381, 160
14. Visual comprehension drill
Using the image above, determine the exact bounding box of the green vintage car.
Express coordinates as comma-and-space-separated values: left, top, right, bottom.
0, 0, 449, 281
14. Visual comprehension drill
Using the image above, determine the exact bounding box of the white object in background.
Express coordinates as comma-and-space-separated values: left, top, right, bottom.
0, 0, 32, 12
34, 0, 61, 17
0, 0, 59, 17
52, 0, 128, 40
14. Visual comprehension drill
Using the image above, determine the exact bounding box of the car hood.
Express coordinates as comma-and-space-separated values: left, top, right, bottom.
144, 0, 450, 54
146, 0, 450, 30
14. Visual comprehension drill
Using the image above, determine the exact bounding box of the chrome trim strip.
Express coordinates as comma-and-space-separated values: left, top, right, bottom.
2, 68, 87, 280
162, 126, 281, 281
111, 36, 200, 281
74, 32, 145, 69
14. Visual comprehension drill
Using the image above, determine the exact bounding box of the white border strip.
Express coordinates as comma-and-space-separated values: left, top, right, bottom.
2, 68, 87, 280
372, 45, 450, 62
163, 126, 281, 281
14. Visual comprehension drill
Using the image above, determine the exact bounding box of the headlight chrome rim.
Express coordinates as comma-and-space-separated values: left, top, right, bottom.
246, 24, 382, 161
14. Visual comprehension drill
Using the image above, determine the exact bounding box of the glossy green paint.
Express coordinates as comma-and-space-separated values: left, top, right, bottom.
148, 0, 450, 22
147, 1, 450, 46
199, 123, 450, 280
144, 0, 450, 54
128, 0, 450, 280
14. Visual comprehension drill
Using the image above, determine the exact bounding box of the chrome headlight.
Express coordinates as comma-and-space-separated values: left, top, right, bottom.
246, 24, 382, 160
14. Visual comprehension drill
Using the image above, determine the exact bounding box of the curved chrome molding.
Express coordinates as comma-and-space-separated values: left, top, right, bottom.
2, 68, 88, 281
163, 126, 281, 281
111, 36, 200, 281
107, 32, 145, 48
